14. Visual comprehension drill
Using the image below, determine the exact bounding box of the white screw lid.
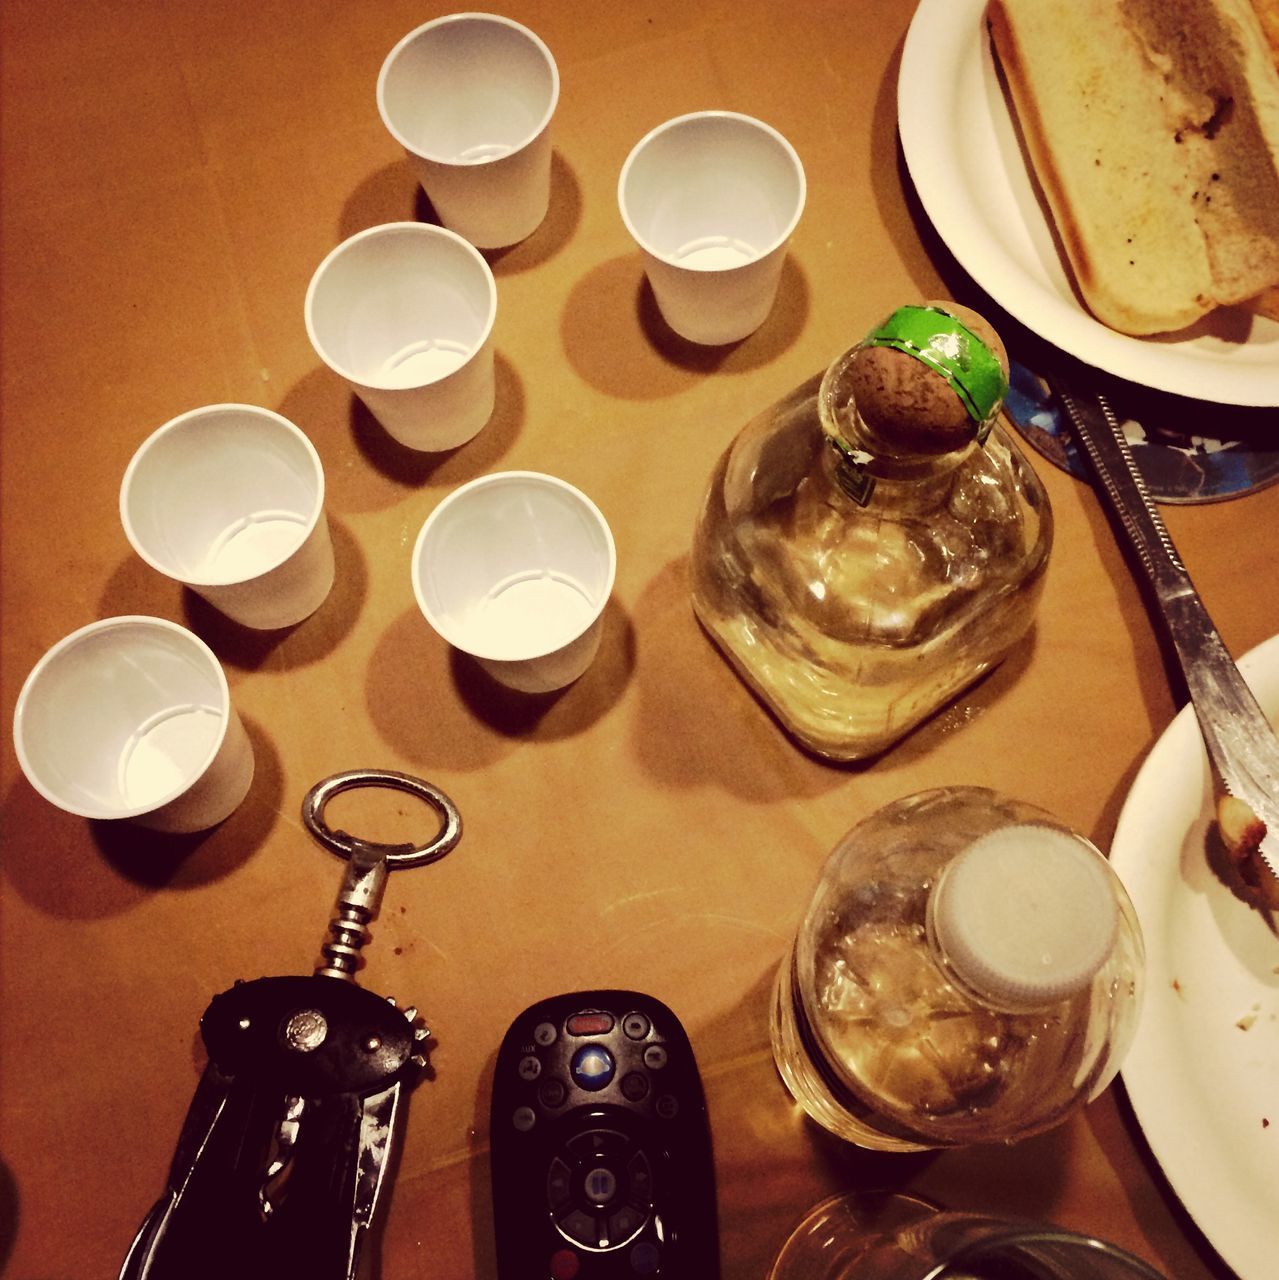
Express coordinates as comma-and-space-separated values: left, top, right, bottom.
929, 824, 1120, 1008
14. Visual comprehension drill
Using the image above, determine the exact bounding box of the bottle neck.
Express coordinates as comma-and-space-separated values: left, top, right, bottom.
817, 345, 977, 508
820, 408, 973, 509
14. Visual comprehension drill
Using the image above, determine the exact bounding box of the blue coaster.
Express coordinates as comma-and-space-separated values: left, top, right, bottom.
1005, 358, 1279, 504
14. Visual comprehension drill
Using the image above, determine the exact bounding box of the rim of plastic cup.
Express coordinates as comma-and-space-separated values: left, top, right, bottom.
617, 110, 807, 271
303, 221, 498, 393
119, 404, 326, 588
376, 12, 561, 164
12, 615, 231, 821
411, 470, 617, 662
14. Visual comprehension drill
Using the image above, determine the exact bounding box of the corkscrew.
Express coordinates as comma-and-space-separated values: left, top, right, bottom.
118, 770, 462, 1280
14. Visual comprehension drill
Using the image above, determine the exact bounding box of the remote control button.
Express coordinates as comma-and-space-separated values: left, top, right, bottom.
512, 1105, 537, 1131
655, 1094, 679, 1119
630, 1241, 661, 1275
622, 1012, 651, 1040
568, 1128, 625, 1160
608, 1204, 646, 1244
534, 1021, 558, 1047
558, 1209, 599, 1248
627, 1151, 653, 1204
547, 1162, 573, 1208
642, 1044, 668, 1070
583, 1166, 618, 1206
539, 1078, 568, 1109
567, 1011, 614, 1036
620, 1071, 649, 1102
570, 1044, 616, 1091
517, 1054, 542, 1081
548, 1158, 573, 1209
550, 1248, 581, 1280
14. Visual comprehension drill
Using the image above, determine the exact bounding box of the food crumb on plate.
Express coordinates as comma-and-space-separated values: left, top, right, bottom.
1235, 1003, 1261, 1031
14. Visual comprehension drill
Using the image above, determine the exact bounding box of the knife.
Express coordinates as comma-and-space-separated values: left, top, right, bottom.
1049, 370, 1278, 878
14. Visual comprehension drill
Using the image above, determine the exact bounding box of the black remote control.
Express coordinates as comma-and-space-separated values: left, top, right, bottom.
489, 990, 720, 1280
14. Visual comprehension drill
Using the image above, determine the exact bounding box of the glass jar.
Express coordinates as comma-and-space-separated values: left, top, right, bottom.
770, 787, 1145, 1151
768, 1191, 1169, 1280
690, 302, 1052, 761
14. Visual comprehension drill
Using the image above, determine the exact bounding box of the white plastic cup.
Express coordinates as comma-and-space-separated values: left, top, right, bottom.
411, 472, 617, 694
305, 222, 498, 452
120, 404, 333, 630
618, 111, 806, 345
12, 616, 255, 833
377, 13, 560, 249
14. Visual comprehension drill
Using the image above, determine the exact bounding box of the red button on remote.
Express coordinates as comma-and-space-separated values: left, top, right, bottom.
550, 1247, 580, 1279
566, 1011, 614, 1035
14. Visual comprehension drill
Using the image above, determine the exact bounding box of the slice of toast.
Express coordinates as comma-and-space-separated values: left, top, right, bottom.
1245, 0, 1279, 319
988, 0, 1279, 335
1252, 0, 1279, 71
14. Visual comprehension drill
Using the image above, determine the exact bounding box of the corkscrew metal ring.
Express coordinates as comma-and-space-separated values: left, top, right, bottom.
302, 769, 462, 869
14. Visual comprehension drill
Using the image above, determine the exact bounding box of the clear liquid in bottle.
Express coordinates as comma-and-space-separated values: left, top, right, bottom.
691, 303, 1052, 761
770, 787, 1145, 1151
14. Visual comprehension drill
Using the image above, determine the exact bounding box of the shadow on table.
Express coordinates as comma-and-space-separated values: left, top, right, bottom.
364, 597, 637, 768
629, 552, 1044, 804
0, 1157, 16, 1275
276, 354, 525, 517
336, 150, 583, 277
481, 150, 584, 277
561, 252, 811, 403
0, 716, 282, 917
94, 517, 367, 674
89, 714, 284, 891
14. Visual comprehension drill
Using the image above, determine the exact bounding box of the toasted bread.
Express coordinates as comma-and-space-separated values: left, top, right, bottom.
1252, 0, 1279, 70
988, 0, 1279, 335
1245, 0, 1279, 317
1217, 795, 1279, 910
1247, 282, 1279, 317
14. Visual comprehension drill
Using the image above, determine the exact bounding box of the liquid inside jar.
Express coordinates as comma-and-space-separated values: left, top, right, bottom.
770, 789, 1144, 1152
691, 374, 1052, 760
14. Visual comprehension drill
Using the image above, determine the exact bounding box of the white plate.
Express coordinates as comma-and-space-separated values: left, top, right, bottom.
1110, 634, 1279, 1280
897, 0, 1279, 406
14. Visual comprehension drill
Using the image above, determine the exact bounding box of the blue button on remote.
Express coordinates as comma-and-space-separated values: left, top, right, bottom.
570, 1044, 615, 1091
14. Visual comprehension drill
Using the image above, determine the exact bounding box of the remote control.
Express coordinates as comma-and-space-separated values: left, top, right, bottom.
489, 990, 720, 1279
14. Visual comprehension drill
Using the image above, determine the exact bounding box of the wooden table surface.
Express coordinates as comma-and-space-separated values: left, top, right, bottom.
2, 1, 1275, 1276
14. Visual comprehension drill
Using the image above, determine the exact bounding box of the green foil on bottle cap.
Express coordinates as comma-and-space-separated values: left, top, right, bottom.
862, 304, 1008, 440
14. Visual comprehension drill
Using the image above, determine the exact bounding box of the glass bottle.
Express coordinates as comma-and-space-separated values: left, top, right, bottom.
690, 302, 1052, 761
770, 787, 1145, 1152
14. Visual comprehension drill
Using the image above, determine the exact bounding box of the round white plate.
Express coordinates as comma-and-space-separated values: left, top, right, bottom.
1110, 634, 1279, 1280
897, 0, 1279, 406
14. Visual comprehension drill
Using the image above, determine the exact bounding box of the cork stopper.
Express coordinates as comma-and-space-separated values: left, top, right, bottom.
840, 301, 1009, 455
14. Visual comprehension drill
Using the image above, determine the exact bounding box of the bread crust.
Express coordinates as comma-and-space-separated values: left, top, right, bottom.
988, 0, 1279, 336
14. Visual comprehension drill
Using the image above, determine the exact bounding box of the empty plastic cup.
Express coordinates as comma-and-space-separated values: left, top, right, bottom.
120, 404, 333, 629
377, 13, 559, 249
13, 616, 254, 832
619, 110, 805, 345
305, 222, 498, 451
411, 472, 616, 693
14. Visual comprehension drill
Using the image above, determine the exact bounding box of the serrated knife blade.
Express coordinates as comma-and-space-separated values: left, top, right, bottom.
1049, 370, 1278, 878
